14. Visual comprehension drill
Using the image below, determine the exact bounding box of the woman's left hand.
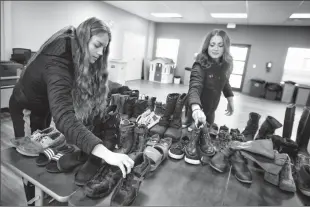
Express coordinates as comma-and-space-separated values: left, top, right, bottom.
225, 97, 234, 116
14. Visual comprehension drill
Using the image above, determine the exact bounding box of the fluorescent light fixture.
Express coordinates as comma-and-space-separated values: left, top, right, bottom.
211, 13, 247, 18
151, 13, 182, 18
290, 13, 310, 19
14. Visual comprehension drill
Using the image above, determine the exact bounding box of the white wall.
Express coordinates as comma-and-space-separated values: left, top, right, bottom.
5, 1, 152, 61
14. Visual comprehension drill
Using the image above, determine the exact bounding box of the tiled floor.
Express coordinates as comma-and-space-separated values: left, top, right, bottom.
0, 80, 309, 206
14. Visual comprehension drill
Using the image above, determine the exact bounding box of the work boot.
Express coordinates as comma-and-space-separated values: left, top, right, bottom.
147, 97, 157, 111
199, 124, 216, 165
114, 120, 136, 154
95, 105, 120, 150
296, 107, 310, 151
279, 155, 296, 192
210, 146, 235, 173
255, 116, 282, 140
118, 94, 129, 114
131, 100, 148, 121
230, 151, 252, 184
241, 112, 261, 141
283, 104, 296, 139
164, 93, 187, 142
149, 93, 180, 137
217, 125, 231, 151
184, 126, 201, 165
230, 129, 245, 142
123, 97, 137, 119
132, 125, 148, 153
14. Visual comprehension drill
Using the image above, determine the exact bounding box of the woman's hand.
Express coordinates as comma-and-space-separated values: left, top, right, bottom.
192, 109, 207, 127
225, 97, 234, 116
92, 144, 134, 178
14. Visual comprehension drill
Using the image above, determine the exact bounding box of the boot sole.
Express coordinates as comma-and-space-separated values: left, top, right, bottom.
168, 150, 184, 160
300, 188, 310, 197
184, 156, 201, 165
209, 162, 225, 173
235, 174, 252, 184
279, 184, 296, 193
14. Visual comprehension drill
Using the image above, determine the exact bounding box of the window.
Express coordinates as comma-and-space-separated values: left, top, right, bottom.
155, 38, 180, 65
282, 47, 310, 85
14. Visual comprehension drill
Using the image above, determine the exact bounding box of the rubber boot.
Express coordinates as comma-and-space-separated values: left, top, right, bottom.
282, 104, 296, 139
255, 116, 282, 140
296, 107, 310, 151
241, 112, 261, 141
149, 93, 180, 137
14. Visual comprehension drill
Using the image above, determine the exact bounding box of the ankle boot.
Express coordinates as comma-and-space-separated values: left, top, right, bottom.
199, 123, 216, 157
184, 126, 201, 165
100, 105, 120, 150
283, 104, 296, 139
133, 125, 148, 152
114, 120, 136, 154
75, 154, 102, 186
255, 116, 282, 140
149, 93, 180, 137
230, 151, 252, 184
147, 97, 157, 111
296, 107, 310, 151
118, 95, 129, 114
123, 97, 137, 119
210, 146, 235, 173
242, 112, 261, 141
164, 93, 187, 142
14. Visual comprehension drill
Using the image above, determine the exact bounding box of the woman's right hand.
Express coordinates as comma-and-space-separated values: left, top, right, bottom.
192, 109, 207, 127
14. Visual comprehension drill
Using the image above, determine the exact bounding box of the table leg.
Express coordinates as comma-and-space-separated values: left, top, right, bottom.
34, 186, 44, 206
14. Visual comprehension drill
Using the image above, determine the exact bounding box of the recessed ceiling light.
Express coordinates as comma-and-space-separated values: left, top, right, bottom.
210, 13, 247, 19
151, 13, 182, 18
290, 13, 310, 19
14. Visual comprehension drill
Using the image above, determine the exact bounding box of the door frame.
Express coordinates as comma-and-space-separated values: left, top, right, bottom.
230, 44, 251, 92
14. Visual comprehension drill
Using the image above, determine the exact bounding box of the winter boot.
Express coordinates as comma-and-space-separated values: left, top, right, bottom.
130, 99, 148, 122
114, 120, 136, 154
296, 107, 310, 151
118, 94, 129, 114
283, 104, 296, 139
164, 93, 187, 142
154, 102, 165, 116
147, 97, 157, 111
149, 93, 180, 137
241, 112, 261, 141
123, 97, 137, 119
255, 116, 282, 140
199, 124, 216, 165
184, 126, 201, 165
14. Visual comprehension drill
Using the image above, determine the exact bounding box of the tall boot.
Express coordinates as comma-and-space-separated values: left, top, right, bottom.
118, 94, 129, 114
164, 93, 187, 142
241, 112, 261, 141
132, 125, 148, 152
147, 97, 157, 111
296, 107, 310, 151
282, 104, 296, 139
154, 102, 165, 116
149, 93, 180, 137
114, 120, 136, 154
123, 97, 137, 119
255, 116, 282, 140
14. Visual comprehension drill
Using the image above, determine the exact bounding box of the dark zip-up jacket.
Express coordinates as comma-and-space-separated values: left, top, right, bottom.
12, 35, 118, 155
188, 57, 234, 115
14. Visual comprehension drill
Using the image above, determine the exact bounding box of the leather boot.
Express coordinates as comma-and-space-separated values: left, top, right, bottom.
149, 93, 180, 137
242, 112, 261, 141
164, 93, 187, 142
184, 126, 201, 165
114, 120, 136, 154
230, 151, 252, 184
296, 107, 310, 151
283, 104, 296, 139
118, 94, 129, 114
132, 125, 148, 153
199, 124, 216, 165
210, 146, 235, 173
123, 97, 137, 119
255, 116, 282, 140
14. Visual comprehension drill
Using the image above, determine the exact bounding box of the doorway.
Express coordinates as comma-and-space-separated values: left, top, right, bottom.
229, 44, 251, 91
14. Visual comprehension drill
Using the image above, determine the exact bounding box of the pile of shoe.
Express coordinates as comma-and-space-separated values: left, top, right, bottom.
293, 153, 310, 197
150, 93, 187, 142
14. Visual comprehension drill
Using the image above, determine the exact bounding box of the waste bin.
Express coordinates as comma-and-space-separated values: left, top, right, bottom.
265, 82, 282, 101
174, 76, 181, 84
296, 85, 310, 106
250, 79, 266, 98
183, 67, 191, 86
281, 81, 296, 103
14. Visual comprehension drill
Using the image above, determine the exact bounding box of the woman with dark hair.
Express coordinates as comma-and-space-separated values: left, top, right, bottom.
9, 17, 134, 204
187, 29, 234, 127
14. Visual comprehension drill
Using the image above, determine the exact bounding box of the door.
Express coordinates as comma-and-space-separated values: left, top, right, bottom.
154, 63, 162, 82
122, 32, 146, 81
229, 44, 251, 91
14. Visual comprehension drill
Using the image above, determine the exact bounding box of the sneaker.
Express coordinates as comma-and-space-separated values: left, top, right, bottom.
168, 136, 190, 160
10, 127, 56, 146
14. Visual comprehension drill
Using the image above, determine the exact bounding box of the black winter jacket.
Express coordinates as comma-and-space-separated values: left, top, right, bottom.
187, 57, 234, 115
12, 35, 119, 155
